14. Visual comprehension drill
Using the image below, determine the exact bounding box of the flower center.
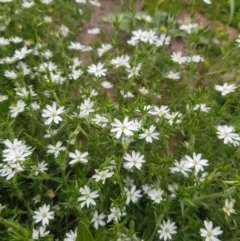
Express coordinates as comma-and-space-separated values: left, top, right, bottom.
85, 194, 90, 199
121, 125, 126, 131
223, 131, 229, 137
206, 231, 212, 237
164, 228, 169, 233
52, 111, 57, 117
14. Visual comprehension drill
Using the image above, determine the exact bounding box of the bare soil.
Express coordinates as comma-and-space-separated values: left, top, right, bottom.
78, 0, 123, 45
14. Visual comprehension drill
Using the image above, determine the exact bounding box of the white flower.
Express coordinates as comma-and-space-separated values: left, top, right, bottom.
179, 23, 199, 34
42, 50, 53, 59
142, 184, 153, 194
154, 33, 171, 47
4, 70, 17, 79
64, 228, 77, 241
123, 151, 145, 170
193, 103, 211, 113
0, 94, 8, 102
165, 111, 182, 125
157, 219, 177, 241
170, 160, 191, 177
142, 30, 158, 44
136, 13, 152, 22
70, 69, 83, 80
111, 117, 138, 139
87, 27, 100, 35
91, 211, 106, 230
200, 220, 223, 241
68, 41, 87, 51
223, 198, 235, 216
40, 0, 53, 4
0, 162, 24, 180
117, 233, 132, 241
166, 71, 180, 80
236, 35, 240, 47
124, 185, 142, 205
87, 62, 107, 77
69, 150, 89, 165
120, 90, 135, 98
167, 183, 178, 198
0, 57, 14, 64
59, 25, 69, 37
183, 152, 208, 174
75, 0, 87, 3
138, 86, 149, 95
89, 0, 101, 7
216, 125, 240, 146
12, 46, 32, 61
30, 101, 40, 110
134, 119, 143, 130
22, 0, 35, 8
101, 80, 113, 89
139, 125, 159, 143
202, 0, 211, 4
32, 226, 50, 239
110, 55, 130, 68
0, 0, 13, 3
126, 63, 142, 78
92, 169, 114, 184
97, 43, 112, 57
33, 204, 54, 226
10, 37, 23, 43
15, 85, 36, 98
2, 138, 32, 164
78, 98, 95, 118
92, 114, 108, 127
215, 83, 237, 96
44, 129, 58, 139
72, 57, 82, 66
42, 102, 65, 125
107, 206, 124, 223
128, 29, 146, 45
32, 161, 48, 175
149, 105, 170, 118
17, 62, 31, 75
192, 54, 204, 63
90, 89, 98, 96
39, 61, 58, 72
171, 51, 188, 64
198, 172, 208, 183
47, 141, 66, 158
78, 185, 99, 208
0, 37, 9, 45
148, 188, 164, 204
9, 100, 26, 117
44, 71, 66, 84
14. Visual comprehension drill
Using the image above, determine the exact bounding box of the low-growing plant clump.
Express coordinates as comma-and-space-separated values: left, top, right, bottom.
0, 0, 240, 240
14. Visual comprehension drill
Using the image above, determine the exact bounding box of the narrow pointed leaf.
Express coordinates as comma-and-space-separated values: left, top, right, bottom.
76, 221, 94, 241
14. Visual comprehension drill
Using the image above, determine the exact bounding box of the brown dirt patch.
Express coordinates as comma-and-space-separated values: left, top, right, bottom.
78, 0, 123, 45
77, 0, 143, 65
177, 10, 239, 41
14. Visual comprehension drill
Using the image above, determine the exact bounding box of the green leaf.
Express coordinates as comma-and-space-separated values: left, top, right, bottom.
0, 101, 9, 117
76, 221, 94, 241
228, 0, 235, 24
0, 218, 30, 239
102, 13, 132, 31
153, 11, 168, 26
94, 229, 112, 241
